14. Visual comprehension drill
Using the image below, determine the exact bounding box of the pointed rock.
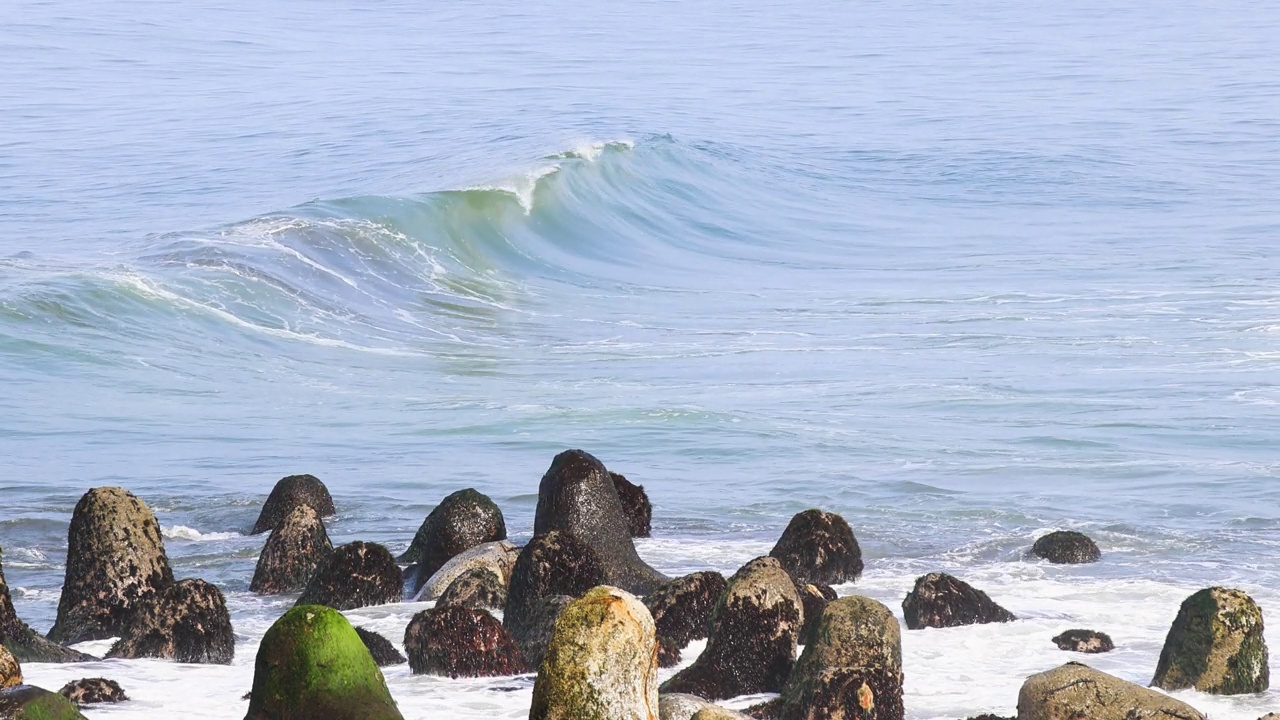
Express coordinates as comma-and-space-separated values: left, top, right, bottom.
250, 474, 335, 535
354, 627, 406, 667
644, 571, 727, 651
1152, 587, 1269, 694
250, 505, 333, 595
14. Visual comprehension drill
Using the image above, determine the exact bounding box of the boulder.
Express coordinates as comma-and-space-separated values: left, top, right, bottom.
296, 541, 403, 611
503, 530, 607, 666
245, 605, 402, 720
798, 583, 837, 646
661, 556, 803, 701
901, 573, 1015, 630
692, 708, 753, 720
644, 571, 727, 651
769, 510, 863, 586
404, 606, 525, 678
660, 693, 716, 720
507, 595, 574, 671
106, 578, 234, 664
1018, 662, 1205, 720
768, 595, 903, 720
611, 472, 653, 538
0, 646, 19, 689
57, 678, 128, 705
437, 567, 507, 610
354, 627, 406, 667
47, 487, 174, 645
533, 450, 666, 594
411, 540, 519, 602
1258, 714, 1280, 720
400, 489, 507, 595
250, 505, 333, 595
1052, 629, 1114, 653
250, 474, 335, 535
0, 549, 93, 662
1151, 586, 1269, 694
529, 586, 659, 720
0, 685, 87, 719
1031, 530, 1101, 564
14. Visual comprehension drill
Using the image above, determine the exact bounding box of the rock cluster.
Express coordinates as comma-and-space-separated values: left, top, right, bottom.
401, 488, 507, 595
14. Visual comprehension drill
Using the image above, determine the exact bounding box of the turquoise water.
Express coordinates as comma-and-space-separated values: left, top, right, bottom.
2, 1, 1279, 717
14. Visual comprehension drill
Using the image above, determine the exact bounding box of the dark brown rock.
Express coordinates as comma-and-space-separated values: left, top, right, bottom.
769, 510, 863, 587
902, 572, 1015, 630
1052, 629, 1114, 653
106, 578, 234, 664
250, 505, 333, 595
798, 583, 837, 646
404, 606, 526, 678
610, 472, 652, 538
0, 549, 93, 663
297, 541, 404, 611
57, 678, 128, 705
355, 627, 406, 667
400, 489, 507, 596
507, 595, 573, 671
47, 487, 174, 645
437, 567, 507, 610
1031, 531, 1101, 564
250, 474, 335, 535
534, 450, 666, 595
503, 530, 607, 667
644, 571, 727, 652
658, 635, 682, 668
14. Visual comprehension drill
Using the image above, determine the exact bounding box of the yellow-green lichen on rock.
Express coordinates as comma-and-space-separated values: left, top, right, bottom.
1152, 586, 1269, 695
245, 605, 403, 720
529, 585, 658, 720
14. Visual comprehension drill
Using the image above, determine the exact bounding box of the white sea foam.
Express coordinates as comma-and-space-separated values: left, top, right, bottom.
161, 525, 243, 542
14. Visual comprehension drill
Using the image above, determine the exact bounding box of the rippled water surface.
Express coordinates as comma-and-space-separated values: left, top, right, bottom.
2, 0, 1279, 717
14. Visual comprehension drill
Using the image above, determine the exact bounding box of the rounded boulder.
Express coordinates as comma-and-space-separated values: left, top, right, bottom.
400, 489, 507, 594
250, 505, 334, 595
643, 571, 727, 651
0, 685, 87, 719
106, 578, 234, 664
412, 539, 519, 602
1031, 530, 1101, 564
901, 572, 1015, 630
57, 678, 128, 705
250, 474, 335, 535
437, 567, 507, 610
404, 606, 526, 678
769, 509, 864, 586
1019, 662, 1205, 720
1151, 586, 1269, 694
1052, 629, 1114, 654
297, 541, 403, 611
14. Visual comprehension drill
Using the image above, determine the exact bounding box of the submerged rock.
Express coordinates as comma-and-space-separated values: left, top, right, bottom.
250, 474, 335, 535
47, 487, 174, 645
0, 685, 87, 719
106, 578, 234, 664
503, 530, 607, 666
0, 549, 92, 662
644, 571, 727, 651
1031, 530, 1101, 564
1052, 628, 1114, 653
297, 541, 403, 611
250, 505, 333, 595
1018, 662, 1205, 720
0, 646, 19, 689
437, 567, 507, 610
245, 605, 402, 720
529, 586, 659, 720
661, 557, 803, 701
769, 509, 863, 586
610, 472, 653, 538
404, 606, 525, 678
57, 678, 128, 705
412, 540, 519, 602
400, 489, 507, 595
534, 450, 667, 594
1151, 586, 1269, 694
901, 572, 1015, 630
355, 627, 406, 667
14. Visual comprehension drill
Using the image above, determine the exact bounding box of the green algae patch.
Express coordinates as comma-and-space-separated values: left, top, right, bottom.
245, 605, 403, 720
0, 686, 87, 720
1152, 587, 1269, 695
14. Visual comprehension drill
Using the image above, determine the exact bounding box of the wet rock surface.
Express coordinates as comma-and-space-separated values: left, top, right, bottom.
106, 578, 234, 664
1151, 586, 1269, 694
1031, 530, 1101, 564
507, 594, 574, 671
57, 678, 128, 705
250, 505, 333, 595
400, 488, 507, 595
769, 509, 863, 586
250, 474, 335, 535
610, 472, 653, 538
437, 566, 507, 610
797, 583, 836, 646
355, 627, 406, 667
404, 606, 526, 678
297, 541, 404, 611
1018, 662, 1206, 720
412, 540, 519, 602
644, 571, 728, 652
503, 530, 607, 666
901, 572, 1015, 630
0, 685, 88, 719
1052, 628, 1114, 653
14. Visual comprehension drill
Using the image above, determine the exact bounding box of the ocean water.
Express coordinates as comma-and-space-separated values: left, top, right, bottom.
3, 0, 1280, 717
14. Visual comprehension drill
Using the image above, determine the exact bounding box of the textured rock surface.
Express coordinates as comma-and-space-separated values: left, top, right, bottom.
610, 472, 653, 538
661, 557, 803, 701
0, 685, 87, 719
106, 578, 234, 664
529, 586, 659, 720
1031, 530, 1101, 564
0, 549, 93, 663
691, 707, 753, 720
508, 595, 574, 671
245, 605, 402, 720
404, 606, 526, 678
437, 567, 507, 610
250, 505, 333, 595
355, 627, 406, 667
534, 450, 667, 594
412, 540, 519, 602
660, 693, 716, 720
57, 678, 128, 705
400, 489, 507, 595
657, 635, 682, 668
1018, 662, 1205, 720
1151, 586, 1269, 694
1052, 628, 1114, 653
798, 583, 836, 646
47, 487, 174, 645
250, 474, 335, 535
504, 530, 607, 666
769, 510, 863, 586
297, 541, 403, 611
0, 646, 19, 689
901, 572, 1015, 630
644, 571, 727, 651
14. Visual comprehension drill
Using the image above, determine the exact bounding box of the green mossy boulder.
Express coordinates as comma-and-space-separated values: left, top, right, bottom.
529, 586, 659, 720
0, 685, 87, 719
1019, 663, 1205, 720
245, 605, 403, 720
1151, 586, 1269, 694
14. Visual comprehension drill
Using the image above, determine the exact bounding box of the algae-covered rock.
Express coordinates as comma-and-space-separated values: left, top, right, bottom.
0, 685, 87, 719
661, 556, 803, 701
250, 505, 333, 595
106, 578, 234, 663
610, 472, 653, 538
245, 605, 402, 720
644, 571, 727, 651
0, 548, 93, 663
404, 606, 525, 678
412, 540, 519, 602
797, 583, 837, 646
504, 530, 607, 666
1018, 662, 1205, 720
1151, 586, 1269, 694
355, 627, 406, 667
437, 567, 507, 610
769, 510, 863, 586
534, 450, 667, 594
250, 474, 335, 535
400, 489, 507, 595
901, 572, 1014, 630
1031, 530, 1101, 564
529, 585, 659, 720
0, 646, 20, 689
57, 678, 128, 705
1052, 628, 1114, 653
48, 487, 174, 645
296, 541, 403, 611
771, 595, 903, 720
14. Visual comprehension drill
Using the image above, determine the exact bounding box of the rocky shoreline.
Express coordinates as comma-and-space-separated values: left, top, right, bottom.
0, 449, 1273, 719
